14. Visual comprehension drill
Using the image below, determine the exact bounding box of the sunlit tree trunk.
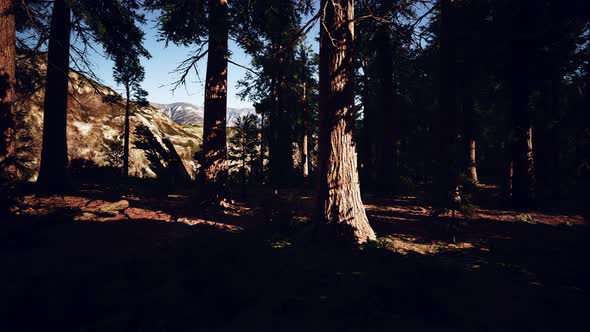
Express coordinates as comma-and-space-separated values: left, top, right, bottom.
317, 0, 376, 244
0, 0, 16, 181
122, 83, 131, 177
37, 0, 72, 190
434, 0, 458, 205
201, 0, 229, 203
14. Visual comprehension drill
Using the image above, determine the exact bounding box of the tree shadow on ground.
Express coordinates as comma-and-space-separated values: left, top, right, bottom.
1, 204, 589, 331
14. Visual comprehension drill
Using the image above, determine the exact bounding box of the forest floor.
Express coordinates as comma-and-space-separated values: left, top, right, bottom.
1, 181, 589, 331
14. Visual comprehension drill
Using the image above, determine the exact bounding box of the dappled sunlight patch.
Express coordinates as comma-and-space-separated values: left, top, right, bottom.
379, 235, 475, 256
176, 217, 242, 232
123, 207, 173, 222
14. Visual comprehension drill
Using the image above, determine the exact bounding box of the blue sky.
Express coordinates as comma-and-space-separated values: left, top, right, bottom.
88, 10, 319, 109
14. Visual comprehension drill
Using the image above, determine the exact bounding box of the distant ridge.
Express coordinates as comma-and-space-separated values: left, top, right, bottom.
151, 102, 255, 127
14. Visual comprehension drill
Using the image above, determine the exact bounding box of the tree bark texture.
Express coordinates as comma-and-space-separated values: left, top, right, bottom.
201, 0, 229, 202
317, 0, 376, 244
37, 0, 72, 190
0, 0, 16, 181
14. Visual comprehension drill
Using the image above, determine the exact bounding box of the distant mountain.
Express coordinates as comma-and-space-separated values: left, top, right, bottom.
15, 55, 202, 181
151, 102, 255, 127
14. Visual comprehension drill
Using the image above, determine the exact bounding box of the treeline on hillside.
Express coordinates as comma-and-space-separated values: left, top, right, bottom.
1, 0, 589, 244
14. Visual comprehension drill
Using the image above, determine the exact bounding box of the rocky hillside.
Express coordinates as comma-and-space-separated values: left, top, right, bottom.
152, 102, 255, 127
15, 55, 202, 181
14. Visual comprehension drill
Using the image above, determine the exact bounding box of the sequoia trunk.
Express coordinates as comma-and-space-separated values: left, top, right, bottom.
37, 0, 72, 190
0, 0, 16, 180
201, 0, 229, 202
317, 0, 376, 244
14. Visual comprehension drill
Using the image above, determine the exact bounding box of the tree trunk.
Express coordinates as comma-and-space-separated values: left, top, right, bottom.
461, 51, 478, 185
201, 0, 229, 203
259, 110, 265, 183
122, 83, 131, 177
37, 0, 72, 190
549, 76, 560, 199
301, 80, 309, 179
317, 0, 375, 244
0, 0, 16, 181
376, 0, 396, 194
508, 33, 535, 207
434, 0, 458, 205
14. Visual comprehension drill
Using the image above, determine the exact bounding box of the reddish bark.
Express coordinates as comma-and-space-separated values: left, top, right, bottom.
317, 0, 376, 244
201, 0, 229, 203
0, 0, 16, 181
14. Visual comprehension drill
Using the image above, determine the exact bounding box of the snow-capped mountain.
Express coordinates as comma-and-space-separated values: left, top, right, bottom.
152, 102, 255, 127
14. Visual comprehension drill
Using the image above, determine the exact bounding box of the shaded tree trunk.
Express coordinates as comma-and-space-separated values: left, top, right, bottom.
461, 51, 478, 185
37, 0, 72, 190
434, 0, 459, 205
122, 83, 131, 177
269, 44, 293, 188
376, 0, 396, 194
201, 0, 229, 203
549, 76, 560, 199
301, 80, 309, 179
0, 0, 16, 181
508, 30, 535, 207
317, 0, 375, 244
259, 110, 265, 183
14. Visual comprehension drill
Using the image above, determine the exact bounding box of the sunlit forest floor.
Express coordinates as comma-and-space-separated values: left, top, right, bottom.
1, 181, 589, 331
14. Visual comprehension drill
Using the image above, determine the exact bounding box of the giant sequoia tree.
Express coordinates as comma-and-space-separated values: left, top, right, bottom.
317, 0, 376, 244
0, 0, 16, 181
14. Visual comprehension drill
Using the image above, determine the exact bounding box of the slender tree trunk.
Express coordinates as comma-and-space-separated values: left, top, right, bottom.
434, 0, 458, 205
37, 0, 72, 190
122, 83, 131, 177
376, 0, 396, 194
0, 0, 16, 181
269, 71, 280, 185
549, 76, 560, 199
301, 80, 309, 179
461, 51, 478, 185
259, 110, 265, 183
201, 0, 229, 203
317, 0, 375, 244
359, 58, 376, 191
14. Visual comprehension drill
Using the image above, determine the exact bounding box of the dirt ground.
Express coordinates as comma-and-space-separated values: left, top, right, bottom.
1, 182, 588, 331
